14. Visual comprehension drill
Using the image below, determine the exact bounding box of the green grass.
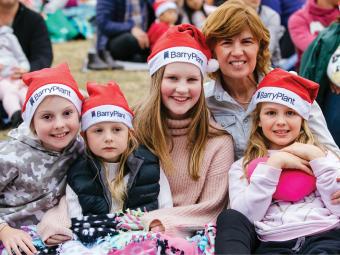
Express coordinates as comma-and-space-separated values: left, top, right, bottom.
0, 39, 150, 140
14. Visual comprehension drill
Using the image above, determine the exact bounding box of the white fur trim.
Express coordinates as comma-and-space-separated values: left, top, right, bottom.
82, 105, 133, 131
148, 46, 207, 75
156, 1, 177, 17
207, 58, 219, 73
22, 83, 82, 126
252, 87, 311, 119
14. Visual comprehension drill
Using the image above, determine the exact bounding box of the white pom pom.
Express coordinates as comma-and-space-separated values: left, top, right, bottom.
207, 58, 219, 73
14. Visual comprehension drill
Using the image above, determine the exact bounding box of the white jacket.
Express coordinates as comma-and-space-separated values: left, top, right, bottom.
229, 151, 340, 241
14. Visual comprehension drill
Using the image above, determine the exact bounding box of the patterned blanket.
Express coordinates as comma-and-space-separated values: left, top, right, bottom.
0, 210, 216, 255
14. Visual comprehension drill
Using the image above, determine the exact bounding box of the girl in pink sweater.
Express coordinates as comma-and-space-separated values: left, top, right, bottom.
134, 23, 234, 238
227, 68, 340, 254
288, 0, 339, 70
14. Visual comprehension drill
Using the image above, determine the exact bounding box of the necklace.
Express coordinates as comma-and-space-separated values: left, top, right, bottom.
235, 98, 251, 105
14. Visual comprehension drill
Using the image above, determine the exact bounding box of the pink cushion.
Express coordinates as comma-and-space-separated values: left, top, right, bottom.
246, 157, 316, 202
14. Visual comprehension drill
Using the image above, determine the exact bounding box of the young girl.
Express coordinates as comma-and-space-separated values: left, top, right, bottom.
37, 81, 173, 245
134, 23, 234, 237
0, 63, 84, 255
227, 68, 340, 254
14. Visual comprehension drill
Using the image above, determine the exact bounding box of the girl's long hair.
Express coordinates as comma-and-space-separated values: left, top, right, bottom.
134, 66, 225, 180
84, 129, 138, 208
242, 104, 322, 175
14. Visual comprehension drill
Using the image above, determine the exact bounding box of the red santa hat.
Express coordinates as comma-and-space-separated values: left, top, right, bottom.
153, 0, 177, 18
252, 68, 319, 120
22, 63, 84, 126
81, 81, 134, 131
147, 23, 219, 75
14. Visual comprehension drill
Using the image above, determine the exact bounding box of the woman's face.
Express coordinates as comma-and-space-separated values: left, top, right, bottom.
213, 27, 259, 80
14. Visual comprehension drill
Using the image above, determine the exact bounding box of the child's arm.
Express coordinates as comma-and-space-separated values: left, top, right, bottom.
229, 158, 280, 222
37, 196, 72, 245
311, 152, 340, 215
230, 151, 311, 222
282, 143, 340, 214
158, 168, 173, 209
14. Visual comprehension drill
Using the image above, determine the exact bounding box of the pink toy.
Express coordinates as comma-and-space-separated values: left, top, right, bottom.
246, 157, 316, 202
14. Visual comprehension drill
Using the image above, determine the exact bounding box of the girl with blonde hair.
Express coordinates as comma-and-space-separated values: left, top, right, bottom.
219, 69, 340, 254
134, 23, 234, 237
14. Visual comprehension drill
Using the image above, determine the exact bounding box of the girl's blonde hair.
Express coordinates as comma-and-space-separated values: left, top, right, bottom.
242, 104, 322, 174
202, 0, 271, 79
84, 128, 138, 208
134, 66, 225, 180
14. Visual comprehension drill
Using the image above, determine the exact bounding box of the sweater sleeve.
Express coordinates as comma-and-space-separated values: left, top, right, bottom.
229, 158, 281, 222
288, 10, 317, 52
141, 135, 233, 238
311, 152, 340, 216
158, 167, 173, 209
36, 196, 72, 242
308, 101, 340, 154
65, 184, 83, 218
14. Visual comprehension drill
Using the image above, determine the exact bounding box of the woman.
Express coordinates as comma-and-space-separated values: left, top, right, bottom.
202, 0, 339, 160
201, 0, 340, 253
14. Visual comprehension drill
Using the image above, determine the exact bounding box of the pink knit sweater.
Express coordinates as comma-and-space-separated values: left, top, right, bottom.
141, 118, 234, 238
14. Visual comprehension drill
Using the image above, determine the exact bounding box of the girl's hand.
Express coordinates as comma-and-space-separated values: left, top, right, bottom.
0, 225, 37, 255
281, 142, 325, 161
45, 234, 71, 246
267, 151, 313, 175
149, 220, 165, 233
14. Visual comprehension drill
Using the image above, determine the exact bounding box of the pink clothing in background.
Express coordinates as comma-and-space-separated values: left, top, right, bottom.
288, 0, 339, 69
66, 0, 78, 7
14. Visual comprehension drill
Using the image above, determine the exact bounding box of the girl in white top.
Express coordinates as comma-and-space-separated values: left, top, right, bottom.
228, 68, 340, 254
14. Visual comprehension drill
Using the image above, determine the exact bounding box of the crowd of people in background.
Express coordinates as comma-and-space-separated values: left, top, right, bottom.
0, 0, 339, 254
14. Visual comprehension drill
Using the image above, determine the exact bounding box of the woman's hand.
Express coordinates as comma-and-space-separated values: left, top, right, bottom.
0, 225, 37, 255
44, 234, 71, 246
149, 220, 165, 233
267, 151, 313, 175
281, 142, 325, 161
131, 26, 149, 49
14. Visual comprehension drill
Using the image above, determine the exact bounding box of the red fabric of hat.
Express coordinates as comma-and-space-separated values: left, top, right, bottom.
21, 63, 84, 126
252, 68, 319, 119
81, 81, 133, 131
147, 23, 219, 75
153, 0, 177, 17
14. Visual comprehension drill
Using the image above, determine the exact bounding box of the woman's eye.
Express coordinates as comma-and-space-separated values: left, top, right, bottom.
95, 129, 102, 133
221, 40, 232, 45
113, 128, 121, 132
